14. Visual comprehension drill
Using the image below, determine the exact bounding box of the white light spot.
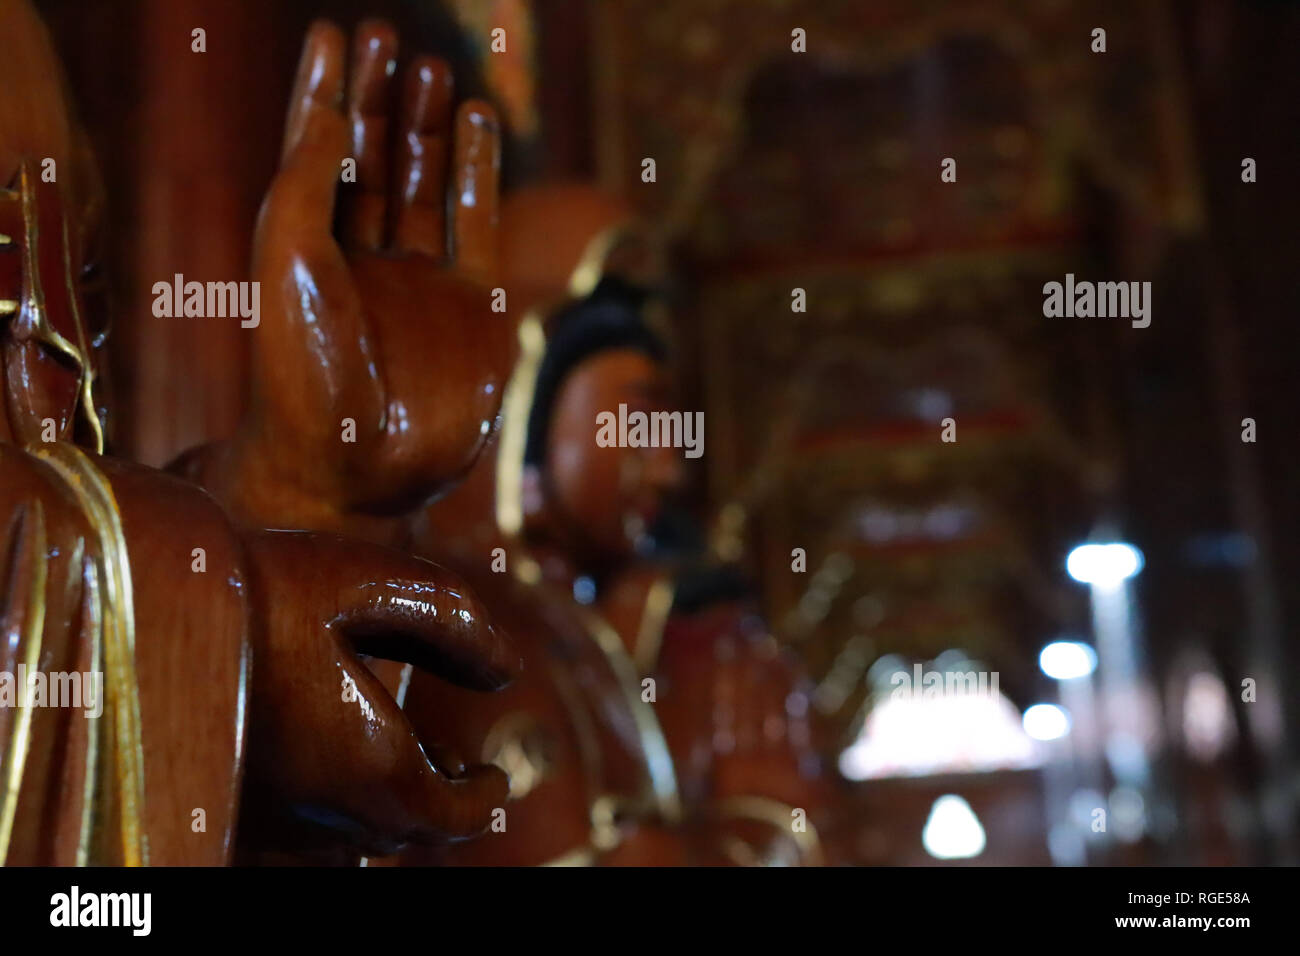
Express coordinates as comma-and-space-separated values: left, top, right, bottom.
1023, 703, 1071, 741
1039, 641, 1097, 680
1066, 543, 1143, 588
922, 795, 985, 860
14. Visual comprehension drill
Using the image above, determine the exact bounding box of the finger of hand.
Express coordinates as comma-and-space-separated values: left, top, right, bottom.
409, 763, 508, 842
339, 653, 507, 841
391, 56, 454, 257
450, 99, 501, 278
251, 531, 521, 690
338, 564, 520, 692
342, 19, 399, 251
281, 20, 345, 166
328, 650, 506, 846
423, 742, 468, 778
259, 96, 349, 244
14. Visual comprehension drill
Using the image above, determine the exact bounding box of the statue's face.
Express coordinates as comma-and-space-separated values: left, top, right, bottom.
543, 348, 682, 560
0, 0, 108, 447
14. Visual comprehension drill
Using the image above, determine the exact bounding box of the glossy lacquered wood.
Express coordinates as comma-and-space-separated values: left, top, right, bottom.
2, 4, 520, 865
0, 0, 109, 451
183, 20, 513, 543
2, 444, 521, 863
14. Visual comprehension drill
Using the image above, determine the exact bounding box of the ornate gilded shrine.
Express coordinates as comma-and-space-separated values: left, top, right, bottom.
587, 0, 1207, 763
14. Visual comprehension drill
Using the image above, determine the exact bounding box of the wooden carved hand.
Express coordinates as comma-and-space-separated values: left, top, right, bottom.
190, 20, 512, 534
237, 530, 520, 856
0, 2, 520, 864
0, 449, 520, 862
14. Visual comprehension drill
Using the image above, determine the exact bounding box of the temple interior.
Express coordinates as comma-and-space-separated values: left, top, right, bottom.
2, 0, 1298, 867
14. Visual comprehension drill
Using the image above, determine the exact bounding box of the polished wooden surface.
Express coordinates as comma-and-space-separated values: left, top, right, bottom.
183, 20, 512, 543
2, 442, 522, 863
2, 3, 519, 866
0, 0, 107, 450
234, 529, 517, 857
1, 445, 249, 865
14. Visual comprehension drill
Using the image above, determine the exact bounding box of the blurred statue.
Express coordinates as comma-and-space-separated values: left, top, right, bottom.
0, 0, 516, 865
398, 185, 688, 864
405, 184, 827, 865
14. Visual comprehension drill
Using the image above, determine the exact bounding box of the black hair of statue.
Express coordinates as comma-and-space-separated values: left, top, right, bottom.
522, 275, 668, 468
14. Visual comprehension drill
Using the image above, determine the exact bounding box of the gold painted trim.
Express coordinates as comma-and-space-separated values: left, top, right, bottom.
76, 550, 103, 866
491, 217, 683, 835
540, 845, 597, 867
15, 162, 104, 453
536, 791, 647, 866
480, 710, 554, 803
495, 217, 663, 540
713, 795, 824, 867
482, 458, 688, 841
573, 604, 680, 823
632, 575, 675, 676
494, 314, 545, 539
18, 163, 82, 372
567, 224, 635, 301
33, 443, 147, 865
0, 502, 47, 864
60, 216, 103, 453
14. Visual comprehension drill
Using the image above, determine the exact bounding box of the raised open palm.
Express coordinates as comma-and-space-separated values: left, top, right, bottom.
197, 20, 512, 532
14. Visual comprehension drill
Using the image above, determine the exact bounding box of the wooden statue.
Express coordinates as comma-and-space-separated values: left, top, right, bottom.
405, 184, 826, 864
1, 0, 517, 866
645, 575, 829, 865
400, 185, 690, 865
163, 18, 538, 864
177, 19, 513, 547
